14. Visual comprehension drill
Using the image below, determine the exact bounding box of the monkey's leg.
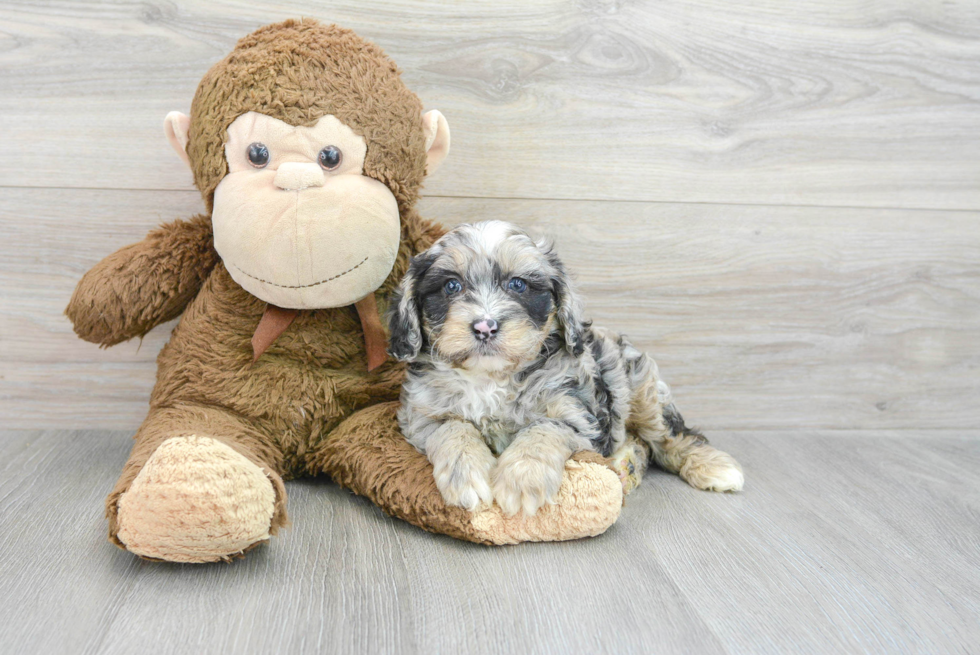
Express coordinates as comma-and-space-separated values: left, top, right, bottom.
106, 404, 287, 563
307, 402, 623, 545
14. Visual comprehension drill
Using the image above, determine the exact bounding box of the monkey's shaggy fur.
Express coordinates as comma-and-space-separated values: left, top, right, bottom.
65, 20, 624, 562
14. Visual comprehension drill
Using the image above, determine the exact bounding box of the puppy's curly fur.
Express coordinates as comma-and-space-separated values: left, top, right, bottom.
388, 221, 743, 516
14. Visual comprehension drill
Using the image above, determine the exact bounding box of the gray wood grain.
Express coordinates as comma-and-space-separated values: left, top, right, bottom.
1, 0, 979, 209
629, 432, 980, 654
1, 429, 977, 654
3, 187, 977, 431
1, 3, 977, 652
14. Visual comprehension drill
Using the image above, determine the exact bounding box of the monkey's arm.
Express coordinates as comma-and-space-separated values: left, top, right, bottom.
65, 214, 218, 346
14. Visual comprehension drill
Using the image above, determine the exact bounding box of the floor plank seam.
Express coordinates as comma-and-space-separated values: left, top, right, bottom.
1, 184, 977, 214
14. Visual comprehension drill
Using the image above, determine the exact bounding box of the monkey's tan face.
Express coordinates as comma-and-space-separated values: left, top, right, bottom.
212, 111, 401, 309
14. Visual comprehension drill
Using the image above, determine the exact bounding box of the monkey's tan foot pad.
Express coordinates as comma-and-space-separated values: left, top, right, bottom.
468, 454, 623, 545
116, 436, 277, 563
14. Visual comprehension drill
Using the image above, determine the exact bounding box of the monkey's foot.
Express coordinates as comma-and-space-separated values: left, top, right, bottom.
115, 436, 277, 563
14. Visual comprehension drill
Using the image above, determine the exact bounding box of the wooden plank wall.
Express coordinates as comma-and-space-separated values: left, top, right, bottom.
1, 0, 978, 431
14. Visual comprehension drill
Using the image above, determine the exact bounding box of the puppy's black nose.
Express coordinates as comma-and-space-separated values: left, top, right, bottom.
472, 317, 498, 340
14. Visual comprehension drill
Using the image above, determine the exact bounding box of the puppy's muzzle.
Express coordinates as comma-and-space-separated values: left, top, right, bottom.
472, 317, 498, 341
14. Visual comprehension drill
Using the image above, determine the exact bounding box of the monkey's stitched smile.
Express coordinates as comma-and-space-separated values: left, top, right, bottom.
227, 256, 369, 289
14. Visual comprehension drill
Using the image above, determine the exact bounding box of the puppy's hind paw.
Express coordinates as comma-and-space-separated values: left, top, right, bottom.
609, 440, 649, 496
680, 447, 744, 492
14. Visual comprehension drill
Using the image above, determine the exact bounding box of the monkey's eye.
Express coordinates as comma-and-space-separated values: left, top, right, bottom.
508, 277, 527, 293
444, 279, 462, 295
247, 143, 270, 168
319, 146, 343, 170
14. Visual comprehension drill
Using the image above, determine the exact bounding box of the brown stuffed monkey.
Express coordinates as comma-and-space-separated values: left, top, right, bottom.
65, 19, 623, 563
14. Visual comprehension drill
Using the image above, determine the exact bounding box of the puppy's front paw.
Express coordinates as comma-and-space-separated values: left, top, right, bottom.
431, 445, 496, 512
491, 450, 566, 517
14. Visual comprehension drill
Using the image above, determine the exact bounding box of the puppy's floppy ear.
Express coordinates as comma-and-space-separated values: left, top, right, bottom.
542, 242, 586, 356
387, 251, 436, 361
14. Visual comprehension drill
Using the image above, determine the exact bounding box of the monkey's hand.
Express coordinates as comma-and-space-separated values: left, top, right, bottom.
65, 214, 218, 346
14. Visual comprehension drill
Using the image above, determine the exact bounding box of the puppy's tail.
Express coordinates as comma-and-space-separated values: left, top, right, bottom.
622, 345, 744, 493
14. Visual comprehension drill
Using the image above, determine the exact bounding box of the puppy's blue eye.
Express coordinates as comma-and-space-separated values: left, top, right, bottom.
444, 279, 462, 295
508, 277, 527, 293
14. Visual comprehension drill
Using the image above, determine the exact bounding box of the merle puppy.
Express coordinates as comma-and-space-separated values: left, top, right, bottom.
387, 221, 743, 516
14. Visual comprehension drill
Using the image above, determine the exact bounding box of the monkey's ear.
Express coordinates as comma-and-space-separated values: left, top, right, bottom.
164, 111, 192, 169
422, 110, 450, 176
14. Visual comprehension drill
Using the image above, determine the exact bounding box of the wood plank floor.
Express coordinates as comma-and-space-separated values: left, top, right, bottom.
1, 1, 978, 653
1, 429, 977, 655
